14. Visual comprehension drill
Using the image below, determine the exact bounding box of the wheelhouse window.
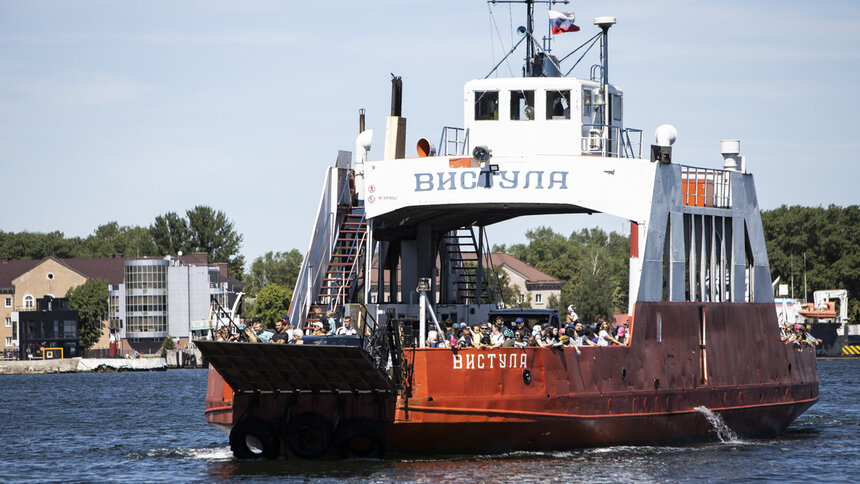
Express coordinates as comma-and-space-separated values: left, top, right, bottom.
510, 90, 535, 120
546, 90, 571, 119
612, 94, 623, 121
474, 91, 499, 120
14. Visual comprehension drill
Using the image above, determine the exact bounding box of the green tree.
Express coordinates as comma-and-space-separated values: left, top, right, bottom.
244, 250, 303, 296
252, 283, 291, 328
762, 204, 860, 320
185, 205, 245, 278
66, 278, 109, 351
504, 226, 629, 321
81, 222, 157, 257
0, 230, 79, 259
160, 336, 176, 352
150, 212, 190, 256
547, 293, 561, 314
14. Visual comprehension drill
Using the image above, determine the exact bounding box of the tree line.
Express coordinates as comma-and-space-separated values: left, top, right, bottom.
0, 205, 245, 278
762, 204, 860, 321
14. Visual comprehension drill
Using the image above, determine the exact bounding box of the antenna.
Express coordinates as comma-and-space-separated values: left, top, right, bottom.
488, 0, 569, 76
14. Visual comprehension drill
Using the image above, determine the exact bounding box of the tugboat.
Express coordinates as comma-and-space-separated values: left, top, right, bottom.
197, 2, 818, 459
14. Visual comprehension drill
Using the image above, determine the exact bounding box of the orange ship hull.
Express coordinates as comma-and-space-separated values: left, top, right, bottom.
203, 301, 818, 454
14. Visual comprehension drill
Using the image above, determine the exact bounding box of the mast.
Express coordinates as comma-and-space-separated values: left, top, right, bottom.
594, 16, 616, 154
488, 0, 568, 77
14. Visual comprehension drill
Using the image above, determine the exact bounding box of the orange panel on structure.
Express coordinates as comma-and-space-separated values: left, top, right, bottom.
449, 157, 475, 168
682, 179, 715, 207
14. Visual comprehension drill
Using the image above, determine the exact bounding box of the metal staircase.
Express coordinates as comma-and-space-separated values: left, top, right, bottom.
444, 227, 493, 304
315, 206, 367, 314
289, 151, 370, 330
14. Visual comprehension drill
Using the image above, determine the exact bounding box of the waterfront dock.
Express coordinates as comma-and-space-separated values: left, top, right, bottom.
0, 357, 167, 374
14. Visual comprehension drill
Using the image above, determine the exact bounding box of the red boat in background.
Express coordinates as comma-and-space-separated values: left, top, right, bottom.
198, 3, 817, 460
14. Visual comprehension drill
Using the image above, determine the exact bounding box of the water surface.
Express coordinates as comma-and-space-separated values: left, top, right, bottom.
0, 360, 855, 483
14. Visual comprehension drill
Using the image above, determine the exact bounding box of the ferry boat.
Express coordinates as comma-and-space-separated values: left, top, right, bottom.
197, 3, 819, 459
776, 289, 860, 357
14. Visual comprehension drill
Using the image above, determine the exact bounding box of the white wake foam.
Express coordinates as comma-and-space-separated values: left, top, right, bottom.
694, 406, 743, 443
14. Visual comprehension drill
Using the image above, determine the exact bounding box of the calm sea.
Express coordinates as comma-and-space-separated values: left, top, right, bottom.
0, 360, 855, 483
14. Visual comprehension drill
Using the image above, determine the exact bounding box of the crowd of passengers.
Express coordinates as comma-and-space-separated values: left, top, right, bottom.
425, 307, 630, 349
214, 306, 632, 349
780, 322, 822, 350
215, 310, 358, 344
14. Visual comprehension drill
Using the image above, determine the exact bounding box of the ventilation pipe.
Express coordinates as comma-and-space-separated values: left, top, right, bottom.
384, 75, 407, 160
721, 140, 744, 172
354, 106, 373, 200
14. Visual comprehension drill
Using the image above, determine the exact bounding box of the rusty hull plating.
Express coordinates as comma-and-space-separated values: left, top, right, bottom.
204, 301, 817, 454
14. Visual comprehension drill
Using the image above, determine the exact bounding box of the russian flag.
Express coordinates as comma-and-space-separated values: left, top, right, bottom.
549, 10, 580, 35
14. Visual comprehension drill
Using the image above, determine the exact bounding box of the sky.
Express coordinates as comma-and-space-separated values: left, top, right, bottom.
1, 0, 858, 268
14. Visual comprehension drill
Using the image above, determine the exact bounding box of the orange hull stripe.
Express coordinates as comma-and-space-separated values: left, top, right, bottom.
204, 405, 233, 415
399, 396, 819, 421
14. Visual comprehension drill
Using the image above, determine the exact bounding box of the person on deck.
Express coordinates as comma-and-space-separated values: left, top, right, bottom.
536, 325, 555, 347
270, 318, 291, 344
514, 317, 526, 333
475, 323, 492, 349
597, 321, 624, 346
490, 323, 506, 348
457, 326, 475, 348
252, 318, 273, 343
513, 330, 527, 348
572, 321, 598, 347
336, 316, 358, 335
615, 325, 630, 345
311, 322, 326, 336
567, 305, 579, 324
326, 310, 339, 335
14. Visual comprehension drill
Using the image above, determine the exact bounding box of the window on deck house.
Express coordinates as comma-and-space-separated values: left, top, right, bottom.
510, 90, 535, 120
474, 91, 499, 120
546, 90, 571, 119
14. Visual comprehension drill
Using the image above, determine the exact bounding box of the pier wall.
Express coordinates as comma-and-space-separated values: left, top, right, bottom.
0, 357, 167, 374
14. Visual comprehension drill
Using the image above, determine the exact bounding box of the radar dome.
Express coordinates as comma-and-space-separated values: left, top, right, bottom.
654, 124, 678, 147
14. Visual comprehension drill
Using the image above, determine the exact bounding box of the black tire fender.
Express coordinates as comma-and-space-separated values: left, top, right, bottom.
285, 412, 333, 459
334, 418, 387, 459
229, 417, 281, 460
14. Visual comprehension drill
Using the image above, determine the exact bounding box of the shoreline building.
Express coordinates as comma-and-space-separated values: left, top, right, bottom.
17, 296, 79, 360
109, 256, 236, 354
486, 252, 563, 308
0, 254, 241, 358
